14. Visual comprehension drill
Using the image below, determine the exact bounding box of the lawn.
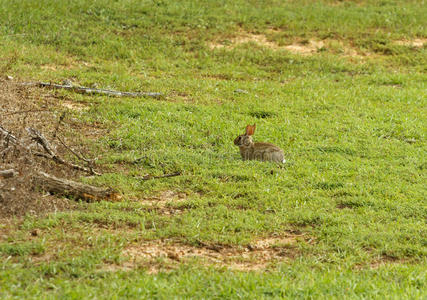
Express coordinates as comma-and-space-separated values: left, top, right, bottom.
0, 0, 426, 298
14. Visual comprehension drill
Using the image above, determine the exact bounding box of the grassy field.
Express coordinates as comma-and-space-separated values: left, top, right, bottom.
1, 0, 426, 298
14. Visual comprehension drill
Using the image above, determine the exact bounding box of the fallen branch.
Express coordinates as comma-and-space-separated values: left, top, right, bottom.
1, 124, 100, 175
0, 169, 18, 179
0, 124, 19, 145
57, 135, 97, 167
22, 82, 163, 99
34, 171, 120, 202
26, 127, 100, 175
138, 171, 182, 181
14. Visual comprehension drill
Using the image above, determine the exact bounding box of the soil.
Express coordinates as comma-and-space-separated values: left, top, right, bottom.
103, 232, 307, 273
0, 79, 103, 217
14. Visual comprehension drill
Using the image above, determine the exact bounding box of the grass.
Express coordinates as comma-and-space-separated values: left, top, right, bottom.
0, 0, 426, 298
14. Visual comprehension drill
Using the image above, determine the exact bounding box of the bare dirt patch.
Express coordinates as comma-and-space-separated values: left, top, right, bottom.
61, 100, 90, 112
106, 232, 307, 273
169, 90, 195, 102
142, 190, 187, 207
209, 33, 283, 51
141, 190, 188, 215
209, 31, 370, 58
393, 38, 427, 48
283, 40, 325, 55
354, 255, 409, 270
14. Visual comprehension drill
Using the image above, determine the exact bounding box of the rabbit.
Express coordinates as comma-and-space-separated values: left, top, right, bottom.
234, 124, 286, 163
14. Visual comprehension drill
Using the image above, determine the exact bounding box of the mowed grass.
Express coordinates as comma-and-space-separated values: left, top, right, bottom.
1, 0, 426, 298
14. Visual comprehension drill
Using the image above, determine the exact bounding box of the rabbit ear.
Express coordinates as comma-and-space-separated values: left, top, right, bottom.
245, 124, 256, 135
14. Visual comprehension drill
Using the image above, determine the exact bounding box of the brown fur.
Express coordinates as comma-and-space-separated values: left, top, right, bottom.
234, 125, 285, 163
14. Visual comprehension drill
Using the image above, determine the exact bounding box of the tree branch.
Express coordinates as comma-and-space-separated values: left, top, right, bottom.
22, 82, 163, 99
26, 127, 100, 175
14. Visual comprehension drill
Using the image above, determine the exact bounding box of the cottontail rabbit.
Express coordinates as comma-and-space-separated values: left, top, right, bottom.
234, 124, 285, 163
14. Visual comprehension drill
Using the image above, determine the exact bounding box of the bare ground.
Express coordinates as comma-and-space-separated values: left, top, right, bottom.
0, 79, 103, 216
105, 232, 307, 273
209, 30, 426, 57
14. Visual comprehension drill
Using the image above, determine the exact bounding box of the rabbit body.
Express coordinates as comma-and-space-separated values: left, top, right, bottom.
234, 125, 285, 163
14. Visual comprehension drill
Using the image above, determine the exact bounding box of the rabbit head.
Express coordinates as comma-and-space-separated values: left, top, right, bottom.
234, 124, 256, 147
234, 124, 285, 163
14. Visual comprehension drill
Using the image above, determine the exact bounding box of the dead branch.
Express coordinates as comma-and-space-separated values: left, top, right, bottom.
138, 171, 182, 181
1, 124, 46, 158
34, 171, 120, 202
0, 124, 19, 145
56, 135, 98, 171
26, 127, 100, 175
1, 124, 100, 175
22, 82, 163, 99
0, 169, 18, 179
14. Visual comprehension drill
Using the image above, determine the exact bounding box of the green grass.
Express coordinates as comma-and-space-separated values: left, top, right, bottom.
1, 0, 426, 299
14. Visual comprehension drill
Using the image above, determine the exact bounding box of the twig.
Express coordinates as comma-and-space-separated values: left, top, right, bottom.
26, 127, 100, 175
0, 124, 19, 145
1, 124, 100, 175
138, 171, 182, 181
56, 135, 98, 174
0, 169, 18, 179
22, 82, 164, 99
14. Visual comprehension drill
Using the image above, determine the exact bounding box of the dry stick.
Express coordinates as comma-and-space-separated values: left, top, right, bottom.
52, 113, 97, 170
1, 124, 98, 175
139, 171, 182, 181
0, 126, 117, 201
0, 169, 18, 179
26, 127, 100, 175
0, 125, 46, 159
56, 135, 98, 174
22, 82, 163, 99
0, 124, 18, 145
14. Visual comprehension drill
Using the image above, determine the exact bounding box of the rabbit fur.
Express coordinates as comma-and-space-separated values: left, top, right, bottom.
234, 124, 285, 163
